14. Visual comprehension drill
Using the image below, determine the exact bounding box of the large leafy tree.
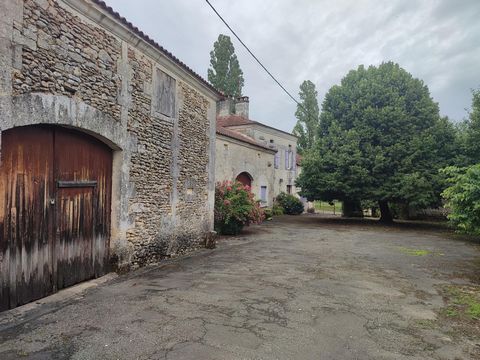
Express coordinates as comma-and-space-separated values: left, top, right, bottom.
208, 34, 244, 97
442, 165, 480, 235
292, 80, 320, 153
464, 88, 480, 165
297, 62, 457, 223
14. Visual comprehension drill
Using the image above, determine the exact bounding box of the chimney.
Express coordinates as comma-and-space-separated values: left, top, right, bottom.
217, 96, 235, 117
235, 96, 249, 118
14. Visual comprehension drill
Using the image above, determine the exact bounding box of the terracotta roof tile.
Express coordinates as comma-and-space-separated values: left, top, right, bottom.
217, 115, 254, 127
216, 125, 275, 152
217, 115, 297, 138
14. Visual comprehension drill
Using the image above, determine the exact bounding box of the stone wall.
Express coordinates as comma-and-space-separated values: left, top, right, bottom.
13, 0, 122, 120
1, 0, 219, 269
215, 135, 276, 207
228, 124, 299, 198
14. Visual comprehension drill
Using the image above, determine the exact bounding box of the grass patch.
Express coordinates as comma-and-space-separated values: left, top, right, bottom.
397, 246, 433, 256
442, 285, 480, 320
314, 201, 342, 213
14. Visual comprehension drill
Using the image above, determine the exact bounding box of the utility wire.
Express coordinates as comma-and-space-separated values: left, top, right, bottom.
204, 0, 316, 123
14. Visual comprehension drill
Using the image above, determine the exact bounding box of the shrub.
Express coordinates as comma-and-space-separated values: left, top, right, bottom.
272, 204, 284, 216
307, 207, 315, 214
263, 208, 273, 220
442, 165, 480, 235
275, 192, 304, 215
214, 180, 264, 235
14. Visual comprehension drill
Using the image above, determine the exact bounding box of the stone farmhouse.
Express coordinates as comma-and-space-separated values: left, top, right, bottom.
0, 0, 221, 311
215, 97, 301, 207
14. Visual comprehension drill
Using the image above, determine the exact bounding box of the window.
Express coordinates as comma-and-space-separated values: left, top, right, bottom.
274, 152, 279, 169
269, 139, 274, 143
260, 186, 267, 202
153, 69, 176, 118
285, 149, 293, 170
287, 185, 292, 194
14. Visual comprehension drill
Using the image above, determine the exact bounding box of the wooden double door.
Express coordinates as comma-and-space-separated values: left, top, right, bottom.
0, 125, 112, 311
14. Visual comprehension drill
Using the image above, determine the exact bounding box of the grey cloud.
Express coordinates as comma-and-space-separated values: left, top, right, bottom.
105, 0, 480, 131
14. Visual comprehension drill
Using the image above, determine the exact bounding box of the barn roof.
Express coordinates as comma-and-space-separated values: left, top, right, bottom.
217, 115, 297, 139
216, 124, 275, 152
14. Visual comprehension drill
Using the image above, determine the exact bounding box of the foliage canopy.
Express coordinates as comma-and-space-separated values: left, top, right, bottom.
297, 62, 457, 222
442, 165, 480, 235
208, 34, 244, 97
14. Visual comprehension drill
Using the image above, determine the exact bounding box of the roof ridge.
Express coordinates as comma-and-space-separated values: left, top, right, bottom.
92, 0, 222, 97
216, 126, 275, 152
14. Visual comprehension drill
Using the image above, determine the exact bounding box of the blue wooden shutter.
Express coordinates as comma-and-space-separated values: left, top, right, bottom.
261, 186, 267, 201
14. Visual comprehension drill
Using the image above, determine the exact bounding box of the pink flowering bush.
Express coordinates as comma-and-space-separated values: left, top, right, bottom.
214, 180, 265, 235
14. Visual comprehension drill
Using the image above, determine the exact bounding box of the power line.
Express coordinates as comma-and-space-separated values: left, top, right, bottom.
204, 0, 316, 123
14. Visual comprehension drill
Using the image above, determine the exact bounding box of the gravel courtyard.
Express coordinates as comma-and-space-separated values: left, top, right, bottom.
0, 215, 479, 359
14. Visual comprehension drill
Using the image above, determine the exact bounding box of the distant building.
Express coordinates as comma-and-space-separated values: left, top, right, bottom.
215, 97, 300, 206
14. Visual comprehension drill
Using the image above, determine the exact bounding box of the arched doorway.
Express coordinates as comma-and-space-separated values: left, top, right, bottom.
236, 172, 253, 188
0, 125, 112, 311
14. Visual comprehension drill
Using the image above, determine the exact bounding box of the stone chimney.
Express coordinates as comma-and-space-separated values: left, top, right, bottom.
234, 96, 249, 118
217, 97, 235, 117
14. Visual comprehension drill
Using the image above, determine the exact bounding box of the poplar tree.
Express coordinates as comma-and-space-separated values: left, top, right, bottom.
208, 34, 244, 97
292, 80, 320, 154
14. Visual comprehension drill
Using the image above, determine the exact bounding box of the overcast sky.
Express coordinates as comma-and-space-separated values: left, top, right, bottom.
104, 0, 480, 132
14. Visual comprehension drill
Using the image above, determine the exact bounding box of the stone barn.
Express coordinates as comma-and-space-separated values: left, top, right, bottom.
0, 0, 221, 311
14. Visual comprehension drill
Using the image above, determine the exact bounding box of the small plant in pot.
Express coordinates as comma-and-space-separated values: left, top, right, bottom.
214, 180, 265, 235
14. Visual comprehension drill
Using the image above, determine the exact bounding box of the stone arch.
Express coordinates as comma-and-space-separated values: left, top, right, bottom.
236, 171, 253, 188
2, 93, 125, 150
1, 93, 134, 267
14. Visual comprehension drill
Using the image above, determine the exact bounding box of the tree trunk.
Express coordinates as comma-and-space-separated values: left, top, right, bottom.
342, 199, 364, 218
378, 200, 393, 224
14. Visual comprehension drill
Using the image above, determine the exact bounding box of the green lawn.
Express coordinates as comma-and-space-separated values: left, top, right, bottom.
314, 201, 342, 214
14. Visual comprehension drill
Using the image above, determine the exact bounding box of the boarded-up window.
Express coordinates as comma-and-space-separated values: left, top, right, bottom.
154, 69, 176, 118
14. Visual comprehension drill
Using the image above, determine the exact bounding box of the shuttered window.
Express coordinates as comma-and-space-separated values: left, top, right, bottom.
260, 186, 267, 202
285, 150, 293, 170
154, 69, 176, 118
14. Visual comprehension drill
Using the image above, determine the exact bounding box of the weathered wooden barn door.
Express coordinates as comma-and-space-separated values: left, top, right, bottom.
0, 125, 112, 311
0, 126, 55, 311
54, 128, 112, 289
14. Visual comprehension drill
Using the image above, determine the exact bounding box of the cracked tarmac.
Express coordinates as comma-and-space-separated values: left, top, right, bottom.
0, 214, 479, 359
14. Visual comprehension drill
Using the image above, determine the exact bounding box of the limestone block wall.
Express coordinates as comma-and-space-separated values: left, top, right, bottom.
0, 0, 219, 268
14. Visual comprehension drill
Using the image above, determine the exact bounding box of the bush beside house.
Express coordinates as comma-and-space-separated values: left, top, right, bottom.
214, 181, 264, 235
275, 192, 304, 215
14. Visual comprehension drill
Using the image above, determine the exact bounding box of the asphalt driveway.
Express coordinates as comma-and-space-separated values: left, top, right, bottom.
0, 215, 479, 359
